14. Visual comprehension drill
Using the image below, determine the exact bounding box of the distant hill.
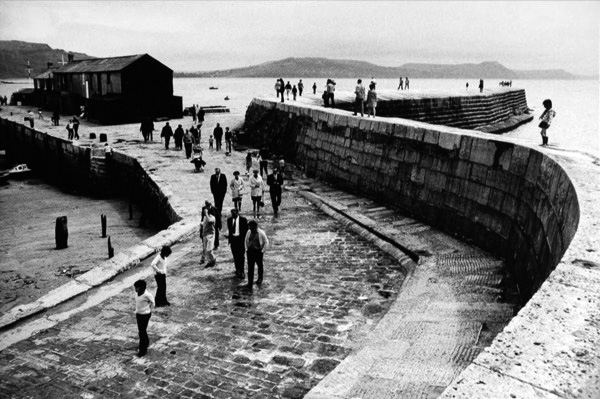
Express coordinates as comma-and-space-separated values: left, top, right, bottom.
0, 40, 92, 79
177, 57, 581, 80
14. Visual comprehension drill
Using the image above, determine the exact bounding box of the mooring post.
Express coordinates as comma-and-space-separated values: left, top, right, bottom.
108, 236, 114, 259
55, 216, 68, 249
101, 214, 107, 238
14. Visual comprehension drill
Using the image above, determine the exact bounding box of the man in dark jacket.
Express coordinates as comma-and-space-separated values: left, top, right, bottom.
224, 127, 233, 154
210, 167, 228, 213
161, 122, 173, 150
266, 168, 284, 216
173, 124, 184, 150
227, 208, 249, 279
213, 123, 224, 151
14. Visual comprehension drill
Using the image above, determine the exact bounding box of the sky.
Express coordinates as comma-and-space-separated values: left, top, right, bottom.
0, 1, 598, 75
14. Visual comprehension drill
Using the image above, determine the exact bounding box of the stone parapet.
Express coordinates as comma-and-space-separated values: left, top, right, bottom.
243, 97, 600, 397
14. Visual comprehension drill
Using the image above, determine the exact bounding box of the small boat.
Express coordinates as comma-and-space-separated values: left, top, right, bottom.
209, 87, 218, 90
8, 164, 32, 179
224, 96, 230, 101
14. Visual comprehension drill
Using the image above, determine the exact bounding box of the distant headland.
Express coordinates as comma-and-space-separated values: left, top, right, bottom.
176, 57, 590, 80
0, 40, 595, 80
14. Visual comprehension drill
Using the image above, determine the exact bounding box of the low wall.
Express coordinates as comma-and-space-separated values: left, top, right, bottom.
334, 89, 530, 132
244, 98, 579, 300
0, 118, 178, 229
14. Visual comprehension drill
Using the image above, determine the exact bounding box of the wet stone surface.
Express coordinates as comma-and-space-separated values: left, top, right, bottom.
0, 191, 406, 398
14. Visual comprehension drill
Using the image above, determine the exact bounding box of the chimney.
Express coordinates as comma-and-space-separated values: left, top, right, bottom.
47, 62, 53, 70
68, 52, 74, 63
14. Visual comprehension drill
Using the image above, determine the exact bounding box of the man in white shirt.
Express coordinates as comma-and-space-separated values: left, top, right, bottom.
134, 279, 154, 357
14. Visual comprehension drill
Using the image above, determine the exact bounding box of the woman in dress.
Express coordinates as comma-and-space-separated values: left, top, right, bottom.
150, 246, 172, 307
539, 99, 556, 146
230, 171, 245, 211
249, 169, 264, 218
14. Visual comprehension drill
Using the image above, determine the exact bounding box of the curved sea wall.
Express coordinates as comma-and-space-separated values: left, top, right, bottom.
244, 98, 578, 300
333, 88, 532, 133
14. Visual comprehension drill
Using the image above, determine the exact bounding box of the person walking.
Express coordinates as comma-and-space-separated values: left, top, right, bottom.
258, 148, 269, 177
174, 124, 184, 150
479, 79, 484, 93
213, 123, 223, 151
292, 85, 298, 101
52, 110, 60, 126
140, 117, 154, 142
278, 78, 285, 103
267, 168, 284, 217
538, 99, 556, 146
203, 200, 222, 250
191, 104, 197, 123
298, 79, 304, 96
200, 207, 217, 267
249, 169, 264, 218
151, 246, 172, 307
230, 171, 245, 211
312, 82, 317, 95
225, 127, 233, 153
190, 125, 200, 144
326, 79, 336, 107
367, 82, 378, 118
245, 152, 253, 175
210, 168, 228, 213
405, 77, 410, 90
285, 81, 292, 100
183, 129, 194, 158
353, 79, 366, 117
274, 79, 282, 98
227, 208, 248, 279
66, 119, 74, 140
72, 116, 80, 139
197, 107, 205, 127
161, 122, 173, 150
244, 220, 269, 289
398, 77, 404, 90
133, 279, 154, 357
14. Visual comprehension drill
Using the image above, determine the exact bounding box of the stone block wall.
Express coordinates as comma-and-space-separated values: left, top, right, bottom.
244, 99, 579, 299
334, 89, 529, 131
0, 117, 179, 229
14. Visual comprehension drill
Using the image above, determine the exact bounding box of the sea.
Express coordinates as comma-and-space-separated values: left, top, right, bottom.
1, 77, 598, 155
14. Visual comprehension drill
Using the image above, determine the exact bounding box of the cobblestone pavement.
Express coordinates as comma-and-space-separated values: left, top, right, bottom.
0, 188, 407, 399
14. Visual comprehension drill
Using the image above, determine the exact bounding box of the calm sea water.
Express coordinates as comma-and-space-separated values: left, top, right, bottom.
2, 77, 598, 155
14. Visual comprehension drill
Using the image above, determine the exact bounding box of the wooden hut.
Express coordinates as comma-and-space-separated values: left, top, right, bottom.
34, 54, 182, 124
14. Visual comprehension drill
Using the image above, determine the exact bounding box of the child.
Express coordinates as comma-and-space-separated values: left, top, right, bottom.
151, 246, 172, 307
209, 135, 214, 149
539, 99, 556, 146
134, 279, 155, 357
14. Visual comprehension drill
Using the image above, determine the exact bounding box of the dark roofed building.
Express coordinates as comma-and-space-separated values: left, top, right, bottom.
34, 54, 182, 124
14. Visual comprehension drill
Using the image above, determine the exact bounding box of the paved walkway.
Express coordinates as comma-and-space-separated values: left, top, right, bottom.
0, 107, 518, 398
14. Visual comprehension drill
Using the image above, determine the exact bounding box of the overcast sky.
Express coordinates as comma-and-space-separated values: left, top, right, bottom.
1, 1, 598, 75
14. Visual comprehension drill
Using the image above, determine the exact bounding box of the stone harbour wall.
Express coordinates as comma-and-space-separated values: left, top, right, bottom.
334, 89, 530, 132
244, 98, 579, 300
0, 117, 178, 229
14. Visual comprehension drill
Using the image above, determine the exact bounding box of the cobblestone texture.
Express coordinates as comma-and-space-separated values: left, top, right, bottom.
0, 190, 406, 399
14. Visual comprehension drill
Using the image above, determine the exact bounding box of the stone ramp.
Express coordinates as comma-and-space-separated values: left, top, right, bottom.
292, 177, 520, 399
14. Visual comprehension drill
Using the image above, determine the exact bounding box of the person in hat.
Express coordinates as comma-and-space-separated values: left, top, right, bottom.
230, 171, 245, 211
